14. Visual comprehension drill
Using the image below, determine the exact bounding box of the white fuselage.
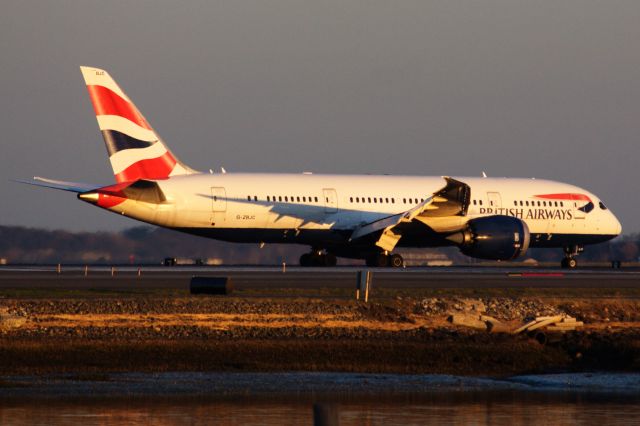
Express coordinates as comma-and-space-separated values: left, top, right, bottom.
100, 173, 621, 251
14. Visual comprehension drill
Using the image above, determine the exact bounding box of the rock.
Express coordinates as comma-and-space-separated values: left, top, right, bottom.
0, 307, 27, 330
447, 314, 487, 331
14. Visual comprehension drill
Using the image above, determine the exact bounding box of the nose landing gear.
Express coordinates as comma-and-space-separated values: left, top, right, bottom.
561, 245, 583, 269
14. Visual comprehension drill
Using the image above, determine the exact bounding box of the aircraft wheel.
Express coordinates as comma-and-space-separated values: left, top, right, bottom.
567, 258, 577, 268
375, 253, 389, 267
300, 253, 312, 267
390, 254, 404, 268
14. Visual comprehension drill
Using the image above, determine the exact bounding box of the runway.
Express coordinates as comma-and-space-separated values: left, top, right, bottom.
0, 266, 639, 289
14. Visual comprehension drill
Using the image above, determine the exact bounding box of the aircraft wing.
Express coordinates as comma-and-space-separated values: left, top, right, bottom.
14, 177, 101, 193
350, 177, 471, 252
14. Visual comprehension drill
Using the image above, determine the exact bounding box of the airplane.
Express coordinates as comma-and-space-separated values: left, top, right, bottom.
18, 66, 622, 268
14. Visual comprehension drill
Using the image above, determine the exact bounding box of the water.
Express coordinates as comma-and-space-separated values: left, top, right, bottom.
2, 373, 640, 425
2, 393, 640, 425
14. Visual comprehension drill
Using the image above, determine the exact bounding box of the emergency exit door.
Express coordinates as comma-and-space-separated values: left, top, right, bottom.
323, 188, 338, 213
487, 192, 502, 210
210, 187, 227, 225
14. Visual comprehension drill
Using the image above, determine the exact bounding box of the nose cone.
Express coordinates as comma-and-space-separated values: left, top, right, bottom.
612, 213, 622, 236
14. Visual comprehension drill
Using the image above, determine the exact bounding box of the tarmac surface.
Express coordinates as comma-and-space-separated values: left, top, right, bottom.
0, 266, 638, 289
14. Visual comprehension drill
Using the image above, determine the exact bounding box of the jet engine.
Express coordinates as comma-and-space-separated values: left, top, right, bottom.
448, 215, 530, 260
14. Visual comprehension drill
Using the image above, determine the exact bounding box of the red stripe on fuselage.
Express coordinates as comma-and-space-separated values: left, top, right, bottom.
114, 151, 177, 183
534, 193, 592, 202
86, 85, 152, 130
97, 193, 126, 208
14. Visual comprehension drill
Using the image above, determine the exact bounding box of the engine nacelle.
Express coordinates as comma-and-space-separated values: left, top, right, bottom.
451, 215, 530, 260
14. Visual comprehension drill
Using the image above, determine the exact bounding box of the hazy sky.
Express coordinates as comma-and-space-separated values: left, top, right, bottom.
2, 1, 639, 233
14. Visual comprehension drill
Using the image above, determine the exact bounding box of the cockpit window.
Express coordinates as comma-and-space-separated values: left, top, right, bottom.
578, 202, 594, 213
599, 201, 608, 210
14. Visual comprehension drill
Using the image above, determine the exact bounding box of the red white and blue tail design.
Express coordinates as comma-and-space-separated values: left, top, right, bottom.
80, 66, 195, 183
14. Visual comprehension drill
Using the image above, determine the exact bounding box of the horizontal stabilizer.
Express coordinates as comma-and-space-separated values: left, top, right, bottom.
14, 177, 101, 193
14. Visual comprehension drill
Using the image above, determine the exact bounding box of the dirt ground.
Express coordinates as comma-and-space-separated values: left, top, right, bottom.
1, 294, 639, 376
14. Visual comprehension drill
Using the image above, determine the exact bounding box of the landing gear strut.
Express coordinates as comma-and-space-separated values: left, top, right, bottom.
561, 245, 583, 269
300, 249, 337, 267
365, 252, 404, 268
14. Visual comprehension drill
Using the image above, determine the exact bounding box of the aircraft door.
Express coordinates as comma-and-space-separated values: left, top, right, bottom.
572, 195, 586, 220
210, 187, 227, 226
487, 192, 502, 213
323, 188, 338, 213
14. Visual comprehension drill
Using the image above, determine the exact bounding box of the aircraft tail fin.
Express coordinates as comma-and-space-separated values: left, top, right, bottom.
80, 66, 197, 183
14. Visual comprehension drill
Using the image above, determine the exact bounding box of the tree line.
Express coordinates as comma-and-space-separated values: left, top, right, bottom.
0, 225, 634, 265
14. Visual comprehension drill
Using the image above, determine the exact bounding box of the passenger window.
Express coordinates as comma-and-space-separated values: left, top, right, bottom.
403, 198, 406, 204
368, 197, 371, 203
315, 197, 318, 202
374, 198, 377, 203
247, 195, 251, 201
560, 202, 564, 207
254, 196, 258, 201
350, 197, 353, 203
525, 201, 529, 206
385, 198, 389, 203
519, 201, 523, 206
278, 196, 282, 202
297, 196, 300, 202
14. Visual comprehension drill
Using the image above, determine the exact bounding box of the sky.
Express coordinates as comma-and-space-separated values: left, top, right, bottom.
1, 1, 639, 233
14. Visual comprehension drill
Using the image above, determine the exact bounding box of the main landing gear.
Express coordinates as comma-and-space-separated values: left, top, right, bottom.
365, 252, 404, 268
561, 245, 583, 269
300, 249, 337, 267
